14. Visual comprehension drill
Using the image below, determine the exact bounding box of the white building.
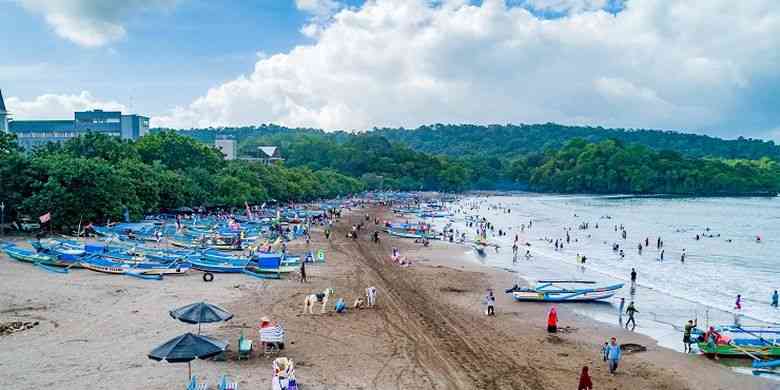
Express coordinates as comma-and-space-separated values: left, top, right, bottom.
0, 89, 8, 133
215, 138, 236, 160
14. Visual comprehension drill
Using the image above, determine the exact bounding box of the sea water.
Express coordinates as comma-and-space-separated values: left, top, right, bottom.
439, 194, 780, 351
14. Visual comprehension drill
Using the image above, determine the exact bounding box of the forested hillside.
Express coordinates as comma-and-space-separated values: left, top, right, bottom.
375, 123, 780, 161
155, 126, 780, 197
158, 123, 780, 162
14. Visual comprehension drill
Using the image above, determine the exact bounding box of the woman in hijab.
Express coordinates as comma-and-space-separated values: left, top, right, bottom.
578, 366, 593, 390
547, 306, 558, 333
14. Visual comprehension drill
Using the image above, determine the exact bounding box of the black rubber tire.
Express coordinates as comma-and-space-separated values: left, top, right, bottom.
203, 272, 214, 282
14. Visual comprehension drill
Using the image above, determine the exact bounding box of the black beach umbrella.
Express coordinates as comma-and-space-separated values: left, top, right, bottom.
148, 332, 227, 379
169, 302, 233, 333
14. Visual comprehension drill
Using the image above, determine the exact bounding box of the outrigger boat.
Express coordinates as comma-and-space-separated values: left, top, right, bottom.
186, 255, 249, 273
506, 280, 623, 302
1, 243, 79, 269
695, 326, 780, 359
80, 255, 189, 278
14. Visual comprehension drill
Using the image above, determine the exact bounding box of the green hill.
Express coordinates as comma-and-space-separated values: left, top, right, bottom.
374, 123, 780, 161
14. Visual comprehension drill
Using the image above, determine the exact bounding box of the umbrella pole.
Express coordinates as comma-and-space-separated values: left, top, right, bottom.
188, 361, 192, 381
198, 323, 201, 335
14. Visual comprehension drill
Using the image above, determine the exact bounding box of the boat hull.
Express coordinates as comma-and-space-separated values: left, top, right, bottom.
510, 290, 618, 302
507, 281, 624, 303
697, 342, 780, 359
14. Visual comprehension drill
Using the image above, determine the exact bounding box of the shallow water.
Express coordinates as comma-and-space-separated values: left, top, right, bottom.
439, 193, 780, 351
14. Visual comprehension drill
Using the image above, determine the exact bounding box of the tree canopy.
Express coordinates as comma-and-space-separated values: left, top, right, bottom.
0, 132, 363, 230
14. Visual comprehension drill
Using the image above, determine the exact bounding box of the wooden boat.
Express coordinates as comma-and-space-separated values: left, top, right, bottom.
130, 260, 191, 276
506, 280, 623, 302
169, 238, 202, 249
80, 256, 185, 278
242, 264, 282, 279
31, 240, 85, 257
387, 228, 437, 240
697, 326, 780, 359
187, 256, 249, 273
2, 244, 78, 268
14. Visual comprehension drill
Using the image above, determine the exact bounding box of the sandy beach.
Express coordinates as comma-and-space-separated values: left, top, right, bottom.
0, 207, 774, 389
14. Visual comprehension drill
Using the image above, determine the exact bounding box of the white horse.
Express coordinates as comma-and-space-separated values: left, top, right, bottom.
366, 286, 378, 308
303, 288, 335, 314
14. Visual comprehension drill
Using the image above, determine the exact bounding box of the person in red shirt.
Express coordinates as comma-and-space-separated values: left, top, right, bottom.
547, 306, 558, 333
578, 366, 593, 390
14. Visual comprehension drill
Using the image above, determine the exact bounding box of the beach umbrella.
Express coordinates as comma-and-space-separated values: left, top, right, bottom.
148, 332, 227, 379
169, 302, 233, 333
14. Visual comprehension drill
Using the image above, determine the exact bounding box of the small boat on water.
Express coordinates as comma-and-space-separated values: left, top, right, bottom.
506, 280, 623, 302
696, 326, 780, 359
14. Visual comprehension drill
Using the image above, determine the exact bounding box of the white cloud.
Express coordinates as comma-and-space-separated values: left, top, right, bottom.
295, 0, 342, 19
520, 0, 609, 13
6, 92, 127, 120
20, 0, 178, 47
154, 0, 780, 136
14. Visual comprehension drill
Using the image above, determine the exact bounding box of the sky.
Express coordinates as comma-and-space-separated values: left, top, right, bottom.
0, 0, 778, 141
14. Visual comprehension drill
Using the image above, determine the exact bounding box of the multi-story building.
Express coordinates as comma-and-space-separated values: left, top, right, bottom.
0, 90, 8, 133
214, 136, 236, 160
0, 89, 149, 151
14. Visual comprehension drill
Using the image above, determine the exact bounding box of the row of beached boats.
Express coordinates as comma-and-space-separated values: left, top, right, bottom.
1, 237, 325, 280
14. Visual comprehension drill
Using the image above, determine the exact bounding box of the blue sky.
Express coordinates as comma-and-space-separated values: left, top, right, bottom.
0, 1, 315, 113
1, 0, 778, 141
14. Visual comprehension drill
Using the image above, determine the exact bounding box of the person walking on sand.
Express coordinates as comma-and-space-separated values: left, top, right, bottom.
735, 294, 742, 310
578, 366, 593, 390
485, 290, 496, 316
607, 337, 621, 374
299, 259, 307, 283
547, 306, 558, 333
625, 301, 638, 330
630, 268, 637, 284
772, 290, 779, 308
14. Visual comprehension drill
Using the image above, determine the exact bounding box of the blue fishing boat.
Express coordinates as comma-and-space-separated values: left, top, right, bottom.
243, 257, 283, 279
80, 255, 188, 277
187, 255, 249, 273
694, 326, 780, 359
1, 243, 78, 268
506, 280, 623, 302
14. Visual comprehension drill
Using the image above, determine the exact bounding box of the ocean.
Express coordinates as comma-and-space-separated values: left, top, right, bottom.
442, 193, 780, 351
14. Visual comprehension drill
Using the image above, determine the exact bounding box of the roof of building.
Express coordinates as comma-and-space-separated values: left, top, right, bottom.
0, 89, 6, 112
258, 146, 279, 158
75, 110, 122, 120
9, 120, 75, 133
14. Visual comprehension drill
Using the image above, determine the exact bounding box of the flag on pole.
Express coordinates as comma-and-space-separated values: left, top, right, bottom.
39, 212, 51, 224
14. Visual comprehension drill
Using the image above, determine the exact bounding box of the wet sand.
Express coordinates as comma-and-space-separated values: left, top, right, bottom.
0, 207, 773, 389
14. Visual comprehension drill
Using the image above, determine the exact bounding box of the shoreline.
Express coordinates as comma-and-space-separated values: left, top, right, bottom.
418, 239, 773, 389
0, 206, 773, 389
466, 190, 780, 199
